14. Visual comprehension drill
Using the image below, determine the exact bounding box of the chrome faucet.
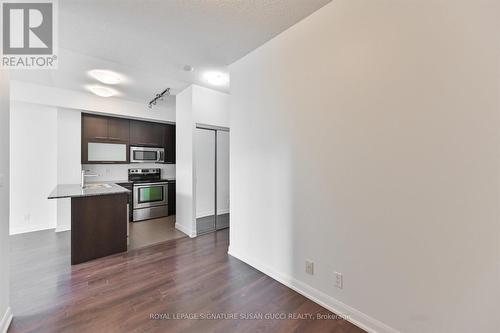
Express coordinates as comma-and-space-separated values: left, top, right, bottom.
81, 169, 99, 188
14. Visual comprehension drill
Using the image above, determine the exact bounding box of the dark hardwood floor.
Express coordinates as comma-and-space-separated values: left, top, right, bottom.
9, 229, 364, 333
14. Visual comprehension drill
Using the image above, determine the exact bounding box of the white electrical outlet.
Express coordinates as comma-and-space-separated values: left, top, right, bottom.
24, 214, 31, 222
334, 271, 343, 289
305, 260, 314, 275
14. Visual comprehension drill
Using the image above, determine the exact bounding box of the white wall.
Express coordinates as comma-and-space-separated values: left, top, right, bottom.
10, 80, 175, 123
10, 101, 58, 235
175, 85, 230, 236
228, 1, 500, 333
175, 86, 196, 236
56, 109, 82, 232
0, 73, 13, 333
193, 85, 230, 127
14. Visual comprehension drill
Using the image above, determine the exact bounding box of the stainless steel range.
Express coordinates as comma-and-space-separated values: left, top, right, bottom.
129, 168, 168, 222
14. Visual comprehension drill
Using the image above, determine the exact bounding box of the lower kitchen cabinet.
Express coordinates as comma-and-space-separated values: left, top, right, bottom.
71, 193, 128, 264
116, 182, 133, 221
168, 182, 176, 215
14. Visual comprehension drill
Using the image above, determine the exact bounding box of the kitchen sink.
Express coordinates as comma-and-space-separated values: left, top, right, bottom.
84, 183, 112, 190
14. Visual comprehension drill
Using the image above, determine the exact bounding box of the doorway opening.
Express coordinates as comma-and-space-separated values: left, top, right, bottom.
194, 125, 230, 235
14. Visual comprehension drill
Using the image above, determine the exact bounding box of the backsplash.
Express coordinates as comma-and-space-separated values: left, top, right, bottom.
82, 163, 175, 182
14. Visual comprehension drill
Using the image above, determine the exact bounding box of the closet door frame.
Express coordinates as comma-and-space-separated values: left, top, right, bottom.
195, 123, 230, 234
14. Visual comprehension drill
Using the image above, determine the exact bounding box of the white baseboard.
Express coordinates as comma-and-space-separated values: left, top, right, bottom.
195, 210, 214, 219
0, 306, 12, 333
9, 225, 55, 235
216, 209, 230, 215
175, 223, 196, 238
227, 247, 400, 333
55, 225, 71, 232
196, 210, 230, 219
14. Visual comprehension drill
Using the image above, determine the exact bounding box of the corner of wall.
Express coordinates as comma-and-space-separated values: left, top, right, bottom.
174, 222, 196, 238
0, 307, 13, 333
0, 68, 12, 333
175, 84, 196, 237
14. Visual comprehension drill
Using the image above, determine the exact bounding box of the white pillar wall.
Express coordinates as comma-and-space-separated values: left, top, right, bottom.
175, 85, 230, 237
0, 72, 13, 332
56, 109, 82, 232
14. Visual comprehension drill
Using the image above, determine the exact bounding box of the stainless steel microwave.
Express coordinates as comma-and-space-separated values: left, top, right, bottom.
130, 146, 164, 163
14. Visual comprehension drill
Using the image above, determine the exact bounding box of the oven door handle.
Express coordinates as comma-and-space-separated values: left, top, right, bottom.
133, 182, 168, 188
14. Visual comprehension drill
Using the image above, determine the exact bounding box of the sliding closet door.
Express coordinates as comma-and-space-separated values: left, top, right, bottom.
216, 130, 230, 230
195, 128, 216, 234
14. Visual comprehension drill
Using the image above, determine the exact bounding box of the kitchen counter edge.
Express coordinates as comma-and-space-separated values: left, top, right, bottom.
48, 183, 131, 199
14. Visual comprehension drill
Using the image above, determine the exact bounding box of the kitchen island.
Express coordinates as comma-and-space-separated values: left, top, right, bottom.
48, 183, 130, 265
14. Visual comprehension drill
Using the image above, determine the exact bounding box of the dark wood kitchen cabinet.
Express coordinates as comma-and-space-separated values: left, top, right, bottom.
82, 114, 108, 140
130, 120, 164, 147
168, 182, 176, 215
82, 113, 175, 164
164, 124, 176, 164
82, 114, 129, 143
82, 113, 130, 164
71, 193, 128, 264
107, 117, 130, 142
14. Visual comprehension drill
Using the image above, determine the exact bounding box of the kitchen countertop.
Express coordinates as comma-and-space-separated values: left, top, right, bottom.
48, 183, 130, 199
48, 177, 175, 199
91, 180, 131, 185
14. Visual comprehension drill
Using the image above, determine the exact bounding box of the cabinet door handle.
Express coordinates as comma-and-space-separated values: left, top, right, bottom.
93, 136, 122, 141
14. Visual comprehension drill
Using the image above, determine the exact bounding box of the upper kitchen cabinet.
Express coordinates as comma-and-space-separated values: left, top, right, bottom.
107, 117, 130, 143
82, 113, 130, 143
81, 113, 175, 164
82, 114, 108, 140
82, 113, 130, 164
130, 120, 164, 147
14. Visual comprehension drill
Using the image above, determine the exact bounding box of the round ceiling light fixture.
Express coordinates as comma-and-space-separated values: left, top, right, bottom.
88, 69, 123, 85
203, 71, 229, 86
87, 85, 118, 98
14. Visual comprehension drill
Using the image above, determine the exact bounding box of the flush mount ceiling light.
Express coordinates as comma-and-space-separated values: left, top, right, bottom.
88, 85, 118, 98
88, 69, 123, 85
203, 71, 229, 86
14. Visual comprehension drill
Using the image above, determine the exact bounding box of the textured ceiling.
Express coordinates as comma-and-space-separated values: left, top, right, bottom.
11, 0, 332, 103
